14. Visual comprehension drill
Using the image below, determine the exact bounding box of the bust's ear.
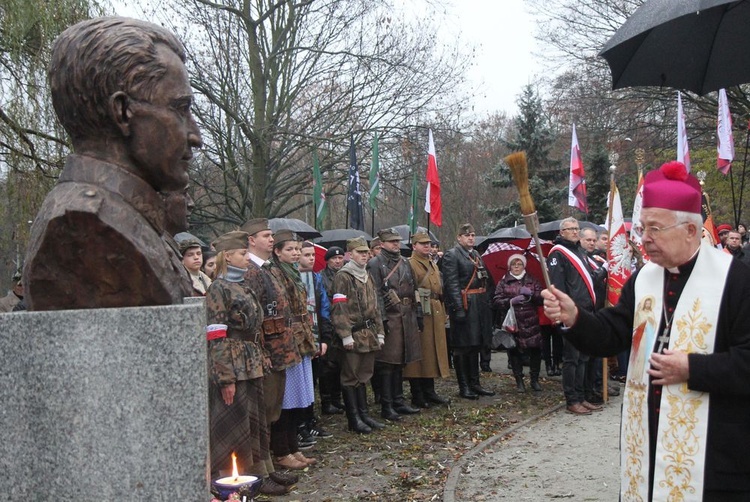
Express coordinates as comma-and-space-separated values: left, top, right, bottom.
109, 91, 132, 136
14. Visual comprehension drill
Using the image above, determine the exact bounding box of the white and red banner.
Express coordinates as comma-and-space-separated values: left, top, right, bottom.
629, 172, 648, 263
606, 183, 632, 306
677, 91, 691, 172
424, 129, 442, 226
717, 88, 734, 175
568, 124, 588, 213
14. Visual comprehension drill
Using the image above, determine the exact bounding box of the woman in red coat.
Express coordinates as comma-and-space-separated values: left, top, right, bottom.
493, 254, 544, 392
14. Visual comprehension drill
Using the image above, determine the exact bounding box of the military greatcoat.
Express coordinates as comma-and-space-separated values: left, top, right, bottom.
403, 253, 450, 378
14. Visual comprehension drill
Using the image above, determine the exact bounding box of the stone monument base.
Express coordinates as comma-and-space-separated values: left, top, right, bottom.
0, 303, 208, 500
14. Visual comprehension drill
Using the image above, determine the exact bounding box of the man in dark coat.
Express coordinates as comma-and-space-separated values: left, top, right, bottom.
548, 218, 605, 416
723, 230, 750, 268
442, 223, 495, 399
367, 228, 423, 420
543, 161, 750, 501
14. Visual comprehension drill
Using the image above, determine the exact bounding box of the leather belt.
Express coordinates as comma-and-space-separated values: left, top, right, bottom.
352, 319, 376, 332
430, 293, 442, 301
464, 288, 485, 295
400, 296, 413, 305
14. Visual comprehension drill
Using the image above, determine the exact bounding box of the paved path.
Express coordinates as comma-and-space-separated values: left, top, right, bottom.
445, 372, 622, 501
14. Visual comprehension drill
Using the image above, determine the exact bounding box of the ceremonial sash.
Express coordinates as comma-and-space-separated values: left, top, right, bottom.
622, 241, 729, 502
549, 244, 596, 303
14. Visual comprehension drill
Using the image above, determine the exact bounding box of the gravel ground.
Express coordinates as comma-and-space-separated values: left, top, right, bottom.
449, 384, 622, 501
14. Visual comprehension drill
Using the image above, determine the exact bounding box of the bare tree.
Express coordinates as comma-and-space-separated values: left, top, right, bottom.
145, 0, 471, 236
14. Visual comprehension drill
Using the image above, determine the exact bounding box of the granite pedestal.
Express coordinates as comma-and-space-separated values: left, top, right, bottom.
0, 303, 208, 500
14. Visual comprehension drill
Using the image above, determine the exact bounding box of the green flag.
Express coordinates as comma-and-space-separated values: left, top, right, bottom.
313, 150, 327, 229
408, 171, 418, 234
369, 134, 379, 210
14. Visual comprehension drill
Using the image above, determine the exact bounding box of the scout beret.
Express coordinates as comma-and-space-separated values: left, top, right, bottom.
458, 223, 475, 235
273, 229, 299, 244
347, 237, 370, 252
178, 238, 202, 255
212, 231, 249, 252
241, 218, 271, 235
324, 246, 345, 260
411, 232, 431, 245
370, 237, 382, 249
377, 228, 401, 242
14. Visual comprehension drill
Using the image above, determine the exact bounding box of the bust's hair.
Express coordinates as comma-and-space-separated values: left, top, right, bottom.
49, 17, 186, 142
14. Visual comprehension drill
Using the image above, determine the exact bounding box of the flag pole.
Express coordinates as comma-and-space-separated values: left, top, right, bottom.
602, 162, 617, 403
736, 123, 750, 227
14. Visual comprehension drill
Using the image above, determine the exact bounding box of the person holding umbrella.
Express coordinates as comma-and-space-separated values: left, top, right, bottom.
493, 254, 544, 393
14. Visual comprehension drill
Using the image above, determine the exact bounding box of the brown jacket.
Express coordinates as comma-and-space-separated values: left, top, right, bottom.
367, 249, 422, 365
404, 253, 450, 378
331, 266, 383, 353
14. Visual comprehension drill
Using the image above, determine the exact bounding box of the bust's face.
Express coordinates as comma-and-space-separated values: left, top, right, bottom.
126, 45, 202, 191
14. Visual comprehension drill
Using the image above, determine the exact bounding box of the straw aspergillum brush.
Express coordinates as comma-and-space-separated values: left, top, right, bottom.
504, 151, 553, 290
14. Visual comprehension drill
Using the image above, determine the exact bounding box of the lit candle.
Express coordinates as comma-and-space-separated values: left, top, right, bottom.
215, 453, 258, 486
212, 453, 260, 500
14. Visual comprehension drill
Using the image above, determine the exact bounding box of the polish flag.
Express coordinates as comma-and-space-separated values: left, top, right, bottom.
717, 88, 734, 175
568, 124, 588, 213
606, 183, 632, 306
677, 92, 691, 172
424, 129, 442, 226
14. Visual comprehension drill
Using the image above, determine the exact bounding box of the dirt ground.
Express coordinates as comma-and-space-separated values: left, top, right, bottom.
261, 352, 565, 502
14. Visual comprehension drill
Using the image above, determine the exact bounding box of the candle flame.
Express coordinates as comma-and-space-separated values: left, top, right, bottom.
231, 452, 239, 481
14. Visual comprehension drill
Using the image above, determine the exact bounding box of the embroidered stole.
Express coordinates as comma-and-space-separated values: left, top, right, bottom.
622, 242, 730, 501
549, 244, 596, 303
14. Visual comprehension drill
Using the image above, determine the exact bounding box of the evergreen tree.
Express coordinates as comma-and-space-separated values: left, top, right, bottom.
584, 144, 611, 224
485, 85, 565, 232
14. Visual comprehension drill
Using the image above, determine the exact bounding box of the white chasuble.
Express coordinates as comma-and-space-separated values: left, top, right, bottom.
622, 242, 730, 502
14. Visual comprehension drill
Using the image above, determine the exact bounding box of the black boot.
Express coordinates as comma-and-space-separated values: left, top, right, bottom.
545, 361, 553, 377
356, 384, 385, 430
530, 374, 542, 392
468, 353, 495, 396
342, 386, 371, 434
409, 378, 430, 409
510, 351, 525, 393
514, 375, 526, 393
320, 366, 344, 414
379, 370, 401, 421
370, 370, 382, 405
392, 367, 420, 414
422, 378, 449, 405
454, 353, 478, 400
321, 392, 344, 415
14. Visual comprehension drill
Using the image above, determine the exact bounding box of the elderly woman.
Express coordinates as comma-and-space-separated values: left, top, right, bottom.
205, 231, 289, 494
493, 253, 544, 393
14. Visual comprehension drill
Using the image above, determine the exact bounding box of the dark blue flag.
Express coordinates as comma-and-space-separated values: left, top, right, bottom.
347, 136, 365, 230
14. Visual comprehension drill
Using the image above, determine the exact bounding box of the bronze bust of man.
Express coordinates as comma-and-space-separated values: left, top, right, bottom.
24, 17, 202, 310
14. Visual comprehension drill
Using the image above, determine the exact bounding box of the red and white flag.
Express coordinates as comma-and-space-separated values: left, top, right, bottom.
606, 183, 632, 306
568, 124, 588, 213
424, 129, 442, 226
717, 88, 734, 175
629, 171, 648, 263
677, 91, 691, 172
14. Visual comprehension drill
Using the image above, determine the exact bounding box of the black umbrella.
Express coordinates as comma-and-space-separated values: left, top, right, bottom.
600, 0, 750, 95
268, 218, 322, 239
477, 226, 532, 253
314, 229, 372, 249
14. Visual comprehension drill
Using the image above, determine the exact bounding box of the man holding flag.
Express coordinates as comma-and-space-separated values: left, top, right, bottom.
543, 161, 750, 501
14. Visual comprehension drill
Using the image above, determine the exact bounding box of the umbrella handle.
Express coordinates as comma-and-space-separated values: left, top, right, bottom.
523, 212, 553, 290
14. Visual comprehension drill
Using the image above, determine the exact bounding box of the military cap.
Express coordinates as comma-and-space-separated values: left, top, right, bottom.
370, 237, 382, 249
411, 232, 432, 245
377, 228, 402, 242
240, 218, 270, 235
458, 223, 475, 235
324, 246, 345, 261
178, 238, 202, 256
273, 229, 299, 244
347, 237, 370, 252
212, 231, 249, 252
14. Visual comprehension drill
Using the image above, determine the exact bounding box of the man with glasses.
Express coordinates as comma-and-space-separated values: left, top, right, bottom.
25, 17, 201, 310
543, 161, 750, 500
548, 218, 603, 416
443, 223, 495, 399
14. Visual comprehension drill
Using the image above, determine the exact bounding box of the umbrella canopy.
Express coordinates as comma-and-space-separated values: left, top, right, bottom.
314, 229, 372, 249
518, 220, 605, 241
482, 240, 553, 286
268, 218, 322, 239
600, 0, 750, 95
478, 226, 532, 253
